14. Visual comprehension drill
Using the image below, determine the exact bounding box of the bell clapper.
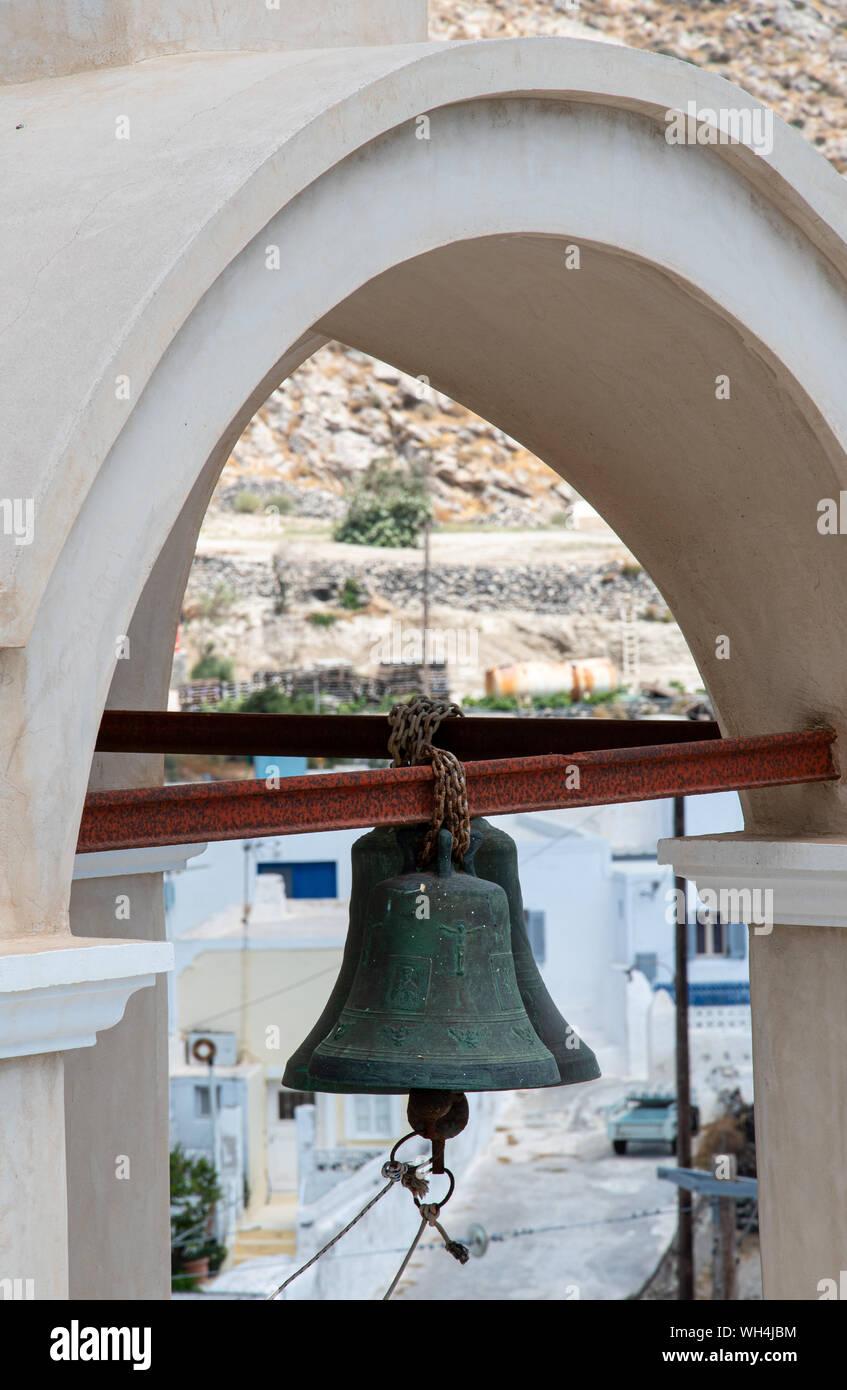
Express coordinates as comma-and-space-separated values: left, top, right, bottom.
407, 1088, 469, 1175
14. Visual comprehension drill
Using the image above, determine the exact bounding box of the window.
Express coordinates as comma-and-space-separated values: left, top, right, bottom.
695, 914, 727, 957
193, 1085, 222, 1117
277, 1089, 313, 1121
257, 861, 338, 899
634, 952, 658, 984
523, 909, 546, 965
350, 1095, 394, 1139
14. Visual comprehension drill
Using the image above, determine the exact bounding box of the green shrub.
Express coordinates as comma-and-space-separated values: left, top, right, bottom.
333, 458, 432, 548
170, 1145, 225, 1273
462, 694, 520, 712
339, 578, 365, 610
190, 644, 234, 681
239, 688, 302, 714
532, 690, 573, 709
264, 492, 292, 515
234, 490, 261, 514
308, 611, 336, 627
582, 685, 628, 705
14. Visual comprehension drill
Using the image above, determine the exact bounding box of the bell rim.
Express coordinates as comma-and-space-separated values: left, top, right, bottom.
305, 1054, 561, 1092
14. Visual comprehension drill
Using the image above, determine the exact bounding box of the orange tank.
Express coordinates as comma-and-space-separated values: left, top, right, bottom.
485, 659, 616, 701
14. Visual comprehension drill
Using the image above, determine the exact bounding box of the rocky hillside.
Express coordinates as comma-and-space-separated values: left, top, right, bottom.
213, 346, 574, 529
210, 0, 847, 530
431, 0, 847, 173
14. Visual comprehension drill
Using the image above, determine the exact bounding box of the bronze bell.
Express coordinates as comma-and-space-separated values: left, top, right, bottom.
282, 811, 595, 1095
284, 818, 600, 1093
307, 829, 560, 1092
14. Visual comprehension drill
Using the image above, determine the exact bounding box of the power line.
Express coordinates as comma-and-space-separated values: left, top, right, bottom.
325, 1202, 680, 1259
185, 963, 338, 1031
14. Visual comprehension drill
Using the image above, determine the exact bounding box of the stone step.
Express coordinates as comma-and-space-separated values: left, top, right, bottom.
232, 1228, 296, 1265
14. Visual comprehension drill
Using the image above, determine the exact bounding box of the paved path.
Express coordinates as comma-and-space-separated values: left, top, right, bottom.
394, 1079, 678, 1302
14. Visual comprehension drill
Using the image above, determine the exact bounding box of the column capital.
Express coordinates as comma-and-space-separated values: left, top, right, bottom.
657, 833, 847, 928
72, 842, 206, 880
0, 935, 173, 1058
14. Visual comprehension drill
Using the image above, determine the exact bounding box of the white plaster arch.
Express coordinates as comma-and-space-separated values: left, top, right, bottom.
7, 68, 847, 948
4, 37, 847, 646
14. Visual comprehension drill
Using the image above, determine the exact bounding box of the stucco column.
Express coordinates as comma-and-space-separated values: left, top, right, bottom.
658, 834, 847, 1300
0, 1054, 68, 1299
65, 869, 170, 1299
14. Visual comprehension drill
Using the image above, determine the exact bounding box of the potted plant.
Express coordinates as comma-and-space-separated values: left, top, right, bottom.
170, 1146, 226, 1287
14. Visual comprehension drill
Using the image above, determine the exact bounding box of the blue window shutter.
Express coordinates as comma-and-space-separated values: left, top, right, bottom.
257, 861, 337, 899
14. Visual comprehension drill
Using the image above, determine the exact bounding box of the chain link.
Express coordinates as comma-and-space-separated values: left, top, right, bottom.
386, 696, 470, 866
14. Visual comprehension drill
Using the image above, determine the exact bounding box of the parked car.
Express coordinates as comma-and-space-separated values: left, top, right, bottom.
606, 1090, 700, 1155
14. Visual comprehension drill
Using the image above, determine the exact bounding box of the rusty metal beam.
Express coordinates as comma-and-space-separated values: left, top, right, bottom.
95, 709, 720, 759
77, 728, 837, 854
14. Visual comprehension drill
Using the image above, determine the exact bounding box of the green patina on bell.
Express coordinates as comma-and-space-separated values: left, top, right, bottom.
284, 817, 600, 1093
307, 828, 559, 1092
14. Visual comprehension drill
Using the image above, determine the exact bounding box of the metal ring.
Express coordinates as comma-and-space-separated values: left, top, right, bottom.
389, 1131, 422, 1164
415, 1166, 455, 1210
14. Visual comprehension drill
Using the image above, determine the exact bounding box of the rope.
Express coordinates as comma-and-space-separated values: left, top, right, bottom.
416, 1202, 470, 1265
383, 1162, 469, 1299
383, 1198, 469, 1299
386, 696, 470, 865
267, 1150, 432, 1300
266, 1175, 397, 1300
383, 1217, 427, 1300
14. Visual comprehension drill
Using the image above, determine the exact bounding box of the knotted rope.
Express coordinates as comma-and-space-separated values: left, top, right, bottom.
387, 695, 470, 866
383, 1168, 469, 1300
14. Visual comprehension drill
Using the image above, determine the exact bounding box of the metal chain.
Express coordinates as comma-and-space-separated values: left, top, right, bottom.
417, 742, 470, 866
387, 695, 463, 767
386, 696, 469, 866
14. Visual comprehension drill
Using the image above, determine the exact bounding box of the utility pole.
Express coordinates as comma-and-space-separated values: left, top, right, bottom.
240, 840, 252, 1059
711, 1155, 739, 1301
420, 449, 433, 697
674, 794, 694, 1300
422, 516, 431, 696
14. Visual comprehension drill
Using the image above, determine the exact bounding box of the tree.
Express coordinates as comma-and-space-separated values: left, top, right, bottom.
333, 458, 432, 548
190, 642, 234, 681
170, 1145, 225, 1268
